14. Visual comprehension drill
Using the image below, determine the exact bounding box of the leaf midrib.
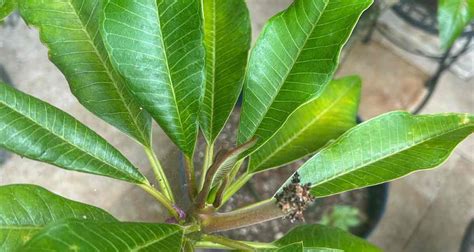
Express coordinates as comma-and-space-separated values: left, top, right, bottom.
130, 229, 181, 251
66, 1, 149, 146
0, 226, 43, 230
251, 82, 355, 170
0, 98, 141, 183
153, 1, 187, 151
310, 121, 473, 188
243, 1, 330, 143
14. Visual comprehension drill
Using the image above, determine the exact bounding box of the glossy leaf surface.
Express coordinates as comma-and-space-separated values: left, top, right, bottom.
274, 224, 381, 252
21, 220, 183, 251
438, 0, 474, 49
238, 0, 372, 150
282, 112, 474, 197
19, 0, 152, 147
102, 0, 204, 156
0, 0, 16, 21
249, 76, 360, 173
0, 83, 147, 184
0, 184, 116, 251
200, 0, 251, 143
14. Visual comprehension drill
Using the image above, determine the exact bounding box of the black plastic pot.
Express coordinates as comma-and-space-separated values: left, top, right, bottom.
357, 183, 389, 238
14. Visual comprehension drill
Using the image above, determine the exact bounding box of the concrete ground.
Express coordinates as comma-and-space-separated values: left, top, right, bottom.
0, 1, 472, 252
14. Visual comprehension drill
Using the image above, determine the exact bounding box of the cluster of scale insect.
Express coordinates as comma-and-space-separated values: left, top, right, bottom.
275, 173, 315, 222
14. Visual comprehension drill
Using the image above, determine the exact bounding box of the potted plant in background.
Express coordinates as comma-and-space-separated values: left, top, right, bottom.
0, 0, 472, 251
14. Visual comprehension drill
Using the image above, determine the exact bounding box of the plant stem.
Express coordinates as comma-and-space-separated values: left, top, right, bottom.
200, 198, 284, 233
195, 239, 278, 250
200, 142, 214, 189
144, 147, 175, 203
220, 172, 252, 206
182, 239, 194, 252
184, 155, 197, 199
138, 184, 179, 220
201, 235, 255, 250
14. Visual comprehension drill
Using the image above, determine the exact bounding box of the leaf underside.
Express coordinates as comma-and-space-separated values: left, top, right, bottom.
19, 0, 152, 147
281, 112, 474, 197
20, 220, 183, 252
200, 0, 251, 143
248, 76, 361, 173
101, 0, 205, 156
0, 83, 147, 184
238, 0, 372, 152
0, 184, 116, 251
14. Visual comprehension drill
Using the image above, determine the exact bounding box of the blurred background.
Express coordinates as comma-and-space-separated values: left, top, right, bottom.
0, 0, 473, 251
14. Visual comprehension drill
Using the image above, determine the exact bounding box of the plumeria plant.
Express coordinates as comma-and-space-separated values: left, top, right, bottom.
0, 0, 473, 251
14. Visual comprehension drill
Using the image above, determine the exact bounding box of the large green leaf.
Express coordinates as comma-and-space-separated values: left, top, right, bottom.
248, 76, 360, 173
19, 0, 152, 147
258, 243, 343, 252
0, 184, 116, 251
200, 0, 251, 143
20, 220, 183, 251
237, 0, 372, 150
281, 112, 474, 197
0, 83, 147, 184
274, 225, 381, 252
438, 0, 474, 49
0, 0, 16, 21
101, 0, 204, 156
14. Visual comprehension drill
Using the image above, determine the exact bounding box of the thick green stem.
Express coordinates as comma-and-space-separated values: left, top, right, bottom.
138, 184, 179, 220
201, 235, 254, 250
221, 172, 252, 206
144, 147, 175, 203
184, 155, 197, 199
200, 198, 284, 233
200, 142, 214, 189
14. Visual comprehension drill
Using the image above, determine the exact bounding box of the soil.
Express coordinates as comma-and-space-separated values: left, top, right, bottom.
194, 108, 372, 243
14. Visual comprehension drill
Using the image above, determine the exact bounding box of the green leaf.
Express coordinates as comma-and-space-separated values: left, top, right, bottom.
258, 243, 343, 252
283, 112, 474, 197
0, 184, 116, 251
0, 83, 147, 184
275, 243, 304, 252
248, 76, 360, 173
19, 0, 152, 147
274, 224, 381, 252
237, 0, 372, 150
200, 0, 251, 143
0, 0, 16, 21
21, 220, 183, 251
438, 0, 474, 50
101, 0, 204, 156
